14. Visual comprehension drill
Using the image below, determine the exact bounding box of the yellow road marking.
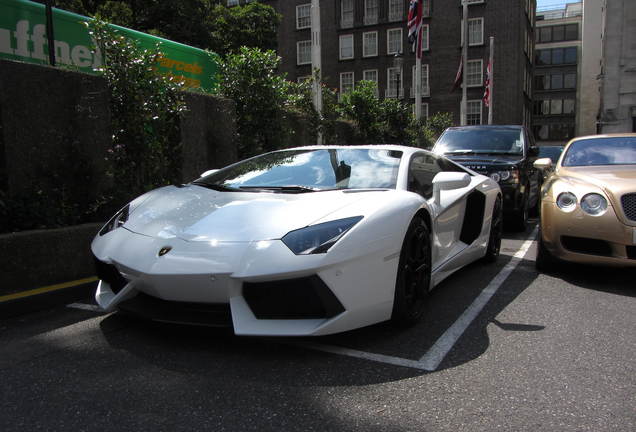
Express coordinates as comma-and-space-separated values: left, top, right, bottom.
0, 277, 98, 303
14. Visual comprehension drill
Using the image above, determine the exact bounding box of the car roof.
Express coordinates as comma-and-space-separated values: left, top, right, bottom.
443, 125, 524, 131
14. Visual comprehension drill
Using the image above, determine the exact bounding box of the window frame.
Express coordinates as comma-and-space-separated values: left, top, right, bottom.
468, 17, 484, 46
466, 100, 482, 125
466, 59, 483, 87
387, 28, 403, 55
388, 0, 404, 22
296, 4, 311, 30
411, 64, 430, 97
362, 31, 378, 57
340, 71, 355, 94
339, 34, 355, 60
341, 0, 354, 28
296, 40, 312, 65
364, 0, 379, 25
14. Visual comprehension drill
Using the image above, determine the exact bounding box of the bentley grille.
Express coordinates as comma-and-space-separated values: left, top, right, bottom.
621, 193, 636, 221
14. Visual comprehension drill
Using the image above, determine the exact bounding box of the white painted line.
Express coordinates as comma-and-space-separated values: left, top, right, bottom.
295, 341, 431, 371
418, 227, 538, 371
67, 302, 103, 312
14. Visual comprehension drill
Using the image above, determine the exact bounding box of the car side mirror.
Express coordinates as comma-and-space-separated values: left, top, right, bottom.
529, 146, 540, 156
432, 172, 471, 204
200, 169, 218, 178
533, 158, 552, 170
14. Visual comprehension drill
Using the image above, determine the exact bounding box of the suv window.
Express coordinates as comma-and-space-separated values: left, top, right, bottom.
434, 128, 525, 156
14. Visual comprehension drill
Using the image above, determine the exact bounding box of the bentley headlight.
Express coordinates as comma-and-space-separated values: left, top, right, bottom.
99, 205, 130, 236
580, 193, 608, 216
282, 216, 363, 255
556, 192, 577, 212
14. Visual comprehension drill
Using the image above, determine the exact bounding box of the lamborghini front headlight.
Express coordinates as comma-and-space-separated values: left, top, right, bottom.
99, 205, 130, 236
282, 216, 363, 255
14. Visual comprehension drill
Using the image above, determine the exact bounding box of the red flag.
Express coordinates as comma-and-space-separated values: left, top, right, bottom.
408, 0, 423, 59
451, 58, 462, 91
483, 60, 492, 107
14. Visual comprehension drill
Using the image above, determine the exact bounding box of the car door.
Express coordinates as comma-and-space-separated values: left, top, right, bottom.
407, 153, 469, 269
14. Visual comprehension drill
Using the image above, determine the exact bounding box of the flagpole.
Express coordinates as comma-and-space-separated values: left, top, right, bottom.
488, 36, 494, 124
461, 0, 468, 125
415, 48, 422, 122
311, 0, 323, 145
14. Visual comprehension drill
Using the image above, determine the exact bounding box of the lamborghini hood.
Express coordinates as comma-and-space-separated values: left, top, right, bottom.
122, 185, 377, 242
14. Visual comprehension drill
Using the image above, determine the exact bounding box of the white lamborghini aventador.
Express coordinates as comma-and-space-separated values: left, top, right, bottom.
92, 145, 502, 336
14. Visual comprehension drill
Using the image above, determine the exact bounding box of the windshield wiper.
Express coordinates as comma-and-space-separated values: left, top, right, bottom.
191, 181, 241, 192
238, 185, 319, 193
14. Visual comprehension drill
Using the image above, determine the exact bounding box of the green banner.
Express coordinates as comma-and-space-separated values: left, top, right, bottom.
0, 0, 218, 92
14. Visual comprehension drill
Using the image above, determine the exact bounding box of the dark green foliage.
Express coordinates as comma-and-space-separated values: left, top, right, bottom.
89, 20, 187, 205
410, 111, 454, 148
39, 1, 280, 54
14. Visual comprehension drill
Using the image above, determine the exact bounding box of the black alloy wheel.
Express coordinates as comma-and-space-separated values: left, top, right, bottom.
513, 189, 530, 232
391, 215, 431, 327
483, 196, 503, 263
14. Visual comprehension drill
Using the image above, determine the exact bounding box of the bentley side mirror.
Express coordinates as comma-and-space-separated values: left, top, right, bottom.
432, 172, 471, 204
533, 158, 552, 170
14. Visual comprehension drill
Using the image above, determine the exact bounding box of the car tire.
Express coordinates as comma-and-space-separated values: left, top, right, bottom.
512, 191, 529, 232
535, 229, 557, 272
483, 196, 503, 263
391, 215, 431, 327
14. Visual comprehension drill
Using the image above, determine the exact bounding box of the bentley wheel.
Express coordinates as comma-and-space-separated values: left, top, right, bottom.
483, 196, 503, 263
535, 229, 557, 272
391, 216, 431, 327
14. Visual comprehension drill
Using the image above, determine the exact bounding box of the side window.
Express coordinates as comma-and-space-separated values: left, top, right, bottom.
408, 154, 442, 199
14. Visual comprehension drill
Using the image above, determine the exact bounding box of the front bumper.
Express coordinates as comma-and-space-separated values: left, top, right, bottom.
541, 201, 636, 266
92, 228, 400, 336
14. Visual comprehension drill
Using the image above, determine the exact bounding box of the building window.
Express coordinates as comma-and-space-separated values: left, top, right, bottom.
387, 28, 403, 55
411, 64, 430, 97
413, 102, 429, 119
422, 0, 431, 17
339, 34, 354, 60
296, 4, 311, 29
550, 74, 563, 89
467, 100, 482, 125
364, 0, 378, 25
468, 18, 484, 46
363, 69, 379, 96
297, 40, 311, 65
386, 67, 403, 98
563, 99, 575, 115
564, 73, 576, 89
536, 48, 578, 65
466, 59, 483, 87
565, 24, 578, 40
363, 32, 378, 57
564, 47, 577, 64
341, 0, 354, 28
340, 72, 354, 94
227, 0, 238, 6
550, 99, 563, 115
389, 0, 403, 22
421, 24, 429, 51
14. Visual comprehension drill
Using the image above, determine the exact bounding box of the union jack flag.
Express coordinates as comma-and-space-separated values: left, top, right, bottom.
408, 0, 423, 58
483, 60, 492, 107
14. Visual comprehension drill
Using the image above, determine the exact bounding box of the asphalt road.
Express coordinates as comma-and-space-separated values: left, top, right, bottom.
1, 221, 634, 432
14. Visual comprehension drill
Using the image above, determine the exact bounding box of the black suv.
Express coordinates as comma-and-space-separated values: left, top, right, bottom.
432, 125, 541, 231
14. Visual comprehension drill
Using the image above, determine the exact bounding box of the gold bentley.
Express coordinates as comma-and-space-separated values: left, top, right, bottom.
533, 134, 636, 270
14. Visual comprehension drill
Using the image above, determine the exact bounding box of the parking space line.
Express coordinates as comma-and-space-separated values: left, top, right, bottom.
67, 302, 103, 312
0, 277, 98, 303
418, 227, 538, 371
295, 341, 431, 371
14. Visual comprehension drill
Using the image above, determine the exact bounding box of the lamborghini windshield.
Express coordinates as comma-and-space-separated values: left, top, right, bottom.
434, 128, 525, 155
562, 137, 636, 167
195, 148, 403, 192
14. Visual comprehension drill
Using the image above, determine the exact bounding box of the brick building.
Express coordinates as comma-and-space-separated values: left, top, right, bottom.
241, 0, 535, 127
532, 2, 582, 145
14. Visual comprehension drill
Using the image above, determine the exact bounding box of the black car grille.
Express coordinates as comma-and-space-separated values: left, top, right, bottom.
561, 236, 613, 257
243, 276, 345, 319
621, 193, 636, 221
94, 256, 128, 294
